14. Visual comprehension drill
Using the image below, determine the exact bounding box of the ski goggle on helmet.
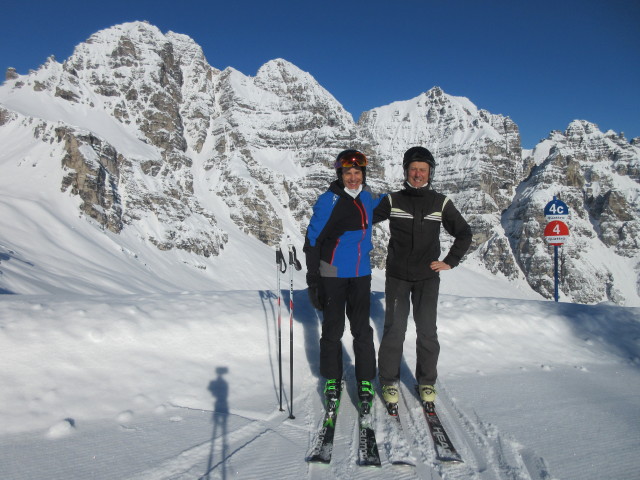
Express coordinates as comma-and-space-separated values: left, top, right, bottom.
334, 150, 368, 169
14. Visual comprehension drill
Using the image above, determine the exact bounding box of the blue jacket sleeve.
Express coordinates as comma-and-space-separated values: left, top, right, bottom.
303, 192, 338, 283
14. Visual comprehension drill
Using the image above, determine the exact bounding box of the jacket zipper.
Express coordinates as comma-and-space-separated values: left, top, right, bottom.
353, 199, 367, 276
330, 238, 340, 265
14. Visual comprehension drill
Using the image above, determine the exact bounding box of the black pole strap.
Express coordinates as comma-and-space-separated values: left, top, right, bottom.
288, 245, 302, 271
276, 247, 287, 273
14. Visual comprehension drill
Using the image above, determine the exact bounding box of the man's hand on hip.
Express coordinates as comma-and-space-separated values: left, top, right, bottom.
430, 261, 451, 272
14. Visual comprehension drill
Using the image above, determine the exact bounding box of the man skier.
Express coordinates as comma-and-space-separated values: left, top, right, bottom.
374, 146, 472, 406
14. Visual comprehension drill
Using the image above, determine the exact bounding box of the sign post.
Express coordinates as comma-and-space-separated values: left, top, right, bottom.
543, 197, 570, 302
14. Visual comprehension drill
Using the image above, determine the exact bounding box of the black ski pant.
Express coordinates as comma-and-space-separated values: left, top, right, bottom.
319, 275, 376, 382
378, 275, 440, 386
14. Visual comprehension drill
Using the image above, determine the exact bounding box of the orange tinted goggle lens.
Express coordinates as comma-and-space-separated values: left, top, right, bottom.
339, 152, 367, 167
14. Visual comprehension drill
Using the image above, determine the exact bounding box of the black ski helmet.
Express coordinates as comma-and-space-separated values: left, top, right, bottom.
334, 149, 367, 184
403, 146, 436, 185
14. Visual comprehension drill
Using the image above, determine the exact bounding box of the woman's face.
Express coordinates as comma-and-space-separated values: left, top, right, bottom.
342, 167, 363, 189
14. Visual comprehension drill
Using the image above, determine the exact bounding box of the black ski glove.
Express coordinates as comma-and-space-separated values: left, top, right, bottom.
307, 285, 323, 311
306, 274, 323, 311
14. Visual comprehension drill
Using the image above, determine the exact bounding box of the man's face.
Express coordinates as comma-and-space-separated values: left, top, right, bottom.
406, 161, 430, 188
342, 167, 363, 189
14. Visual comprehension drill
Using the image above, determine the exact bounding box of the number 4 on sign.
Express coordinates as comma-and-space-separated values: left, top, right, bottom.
544, 220, 569, 246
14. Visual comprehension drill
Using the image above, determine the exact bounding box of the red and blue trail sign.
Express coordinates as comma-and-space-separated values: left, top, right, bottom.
543, 196, 570, 302
544, 220, 570, 246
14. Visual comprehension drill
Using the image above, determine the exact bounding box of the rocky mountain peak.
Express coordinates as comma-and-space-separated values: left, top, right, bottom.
1, 21, 638, 305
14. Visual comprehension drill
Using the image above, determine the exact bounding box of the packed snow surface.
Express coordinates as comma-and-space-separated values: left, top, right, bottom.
0, 239, 638, 479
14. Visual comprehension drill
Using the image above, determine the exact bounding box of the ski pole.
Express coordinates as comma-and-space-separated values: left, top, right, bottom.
275, 246, 287, 412
287, 242, 302, 419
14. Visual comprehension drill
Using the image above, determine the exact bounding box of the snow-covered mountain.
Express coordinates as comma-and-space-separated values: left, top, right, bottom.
1, 21, 639, 305
505, 121, 640, 304
357, 87, 525, 279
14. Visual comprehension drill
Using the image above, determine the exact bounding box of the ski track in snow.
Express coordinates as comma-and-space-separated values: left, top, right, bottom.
302, 375, 553, 480
115, 372, 553, 480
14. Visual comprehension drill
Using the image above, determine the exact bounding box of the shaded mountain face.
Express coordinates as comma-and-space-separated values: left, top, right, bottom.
1, 21, 639, 305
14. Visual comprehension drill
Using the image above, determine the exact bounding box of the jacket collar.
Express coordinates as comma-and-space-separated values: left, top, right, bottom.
402, 181, 431, 196
330, 179, 369, 198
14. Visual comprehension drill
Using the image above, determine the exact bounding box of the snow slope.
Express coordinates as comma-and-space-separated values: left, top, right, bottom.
0, 235, 639, 479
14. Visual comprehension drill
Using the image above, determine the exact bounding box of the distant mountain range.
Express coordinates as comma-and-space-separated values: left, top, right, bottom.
1, 21, 638, 305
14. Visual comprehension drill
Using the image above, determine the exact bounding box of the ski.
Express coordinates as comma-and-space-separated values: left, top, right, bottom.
416, 388, 463, 464
307, 383, 343, 464
357, 391, 381, 467
379, 401, 416, 466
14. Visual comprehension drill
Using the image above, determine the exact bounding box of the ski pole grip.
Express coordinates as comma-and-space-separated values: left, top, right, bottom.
289, 245, 302, 271
276, 247, 286, 273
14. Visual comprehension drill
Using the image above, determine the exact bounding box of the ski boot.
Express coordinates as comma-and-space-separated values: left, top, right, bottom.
418, 384, 436, 403
357, 380, 375, 415
382, 384, 399, 416
323, 379, 342, 412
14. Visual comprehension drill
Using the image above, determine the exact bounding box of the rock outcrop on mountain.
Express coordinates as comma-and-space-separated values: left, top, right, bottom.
1, 21, 639, 305
2, 23, 228, 257
503, 121, 640, 304
195, 58, 358, 246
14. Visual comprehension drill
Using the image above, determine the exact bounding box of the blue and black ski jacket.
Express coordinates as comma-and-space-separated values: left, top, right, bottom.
304, 181, 384, 281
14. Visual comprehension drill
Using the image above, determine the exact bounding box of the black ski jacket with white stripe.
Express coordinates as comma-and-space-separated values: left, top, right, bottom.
373, 183, 472, 281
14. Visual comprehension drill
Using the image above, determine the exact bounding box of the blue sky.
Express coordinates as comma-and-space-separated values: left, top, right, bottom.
2, 0, 638, 148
